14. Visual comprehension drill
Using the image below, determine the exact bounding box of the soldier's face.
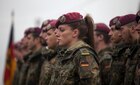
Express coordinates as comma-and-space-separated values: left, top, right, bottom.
27, 33, 36, 50
109, 26, 122, 44
56, 24, 77, 47
135, 23, 140, 34
45, 29, 57, 49
135, 23, 140, 42
121, 26, 131, 43
94, 31, 101, 47
21, 35, 28, 48
40, 28, 48, 46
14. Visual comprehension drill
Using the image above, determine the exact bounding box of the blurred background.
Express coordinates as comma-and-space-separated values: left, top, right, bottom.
0, 0, 140, 85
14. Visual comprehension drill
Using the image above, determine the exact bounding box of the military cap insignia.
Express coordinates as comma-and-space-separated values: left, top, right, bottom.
42, 27, 47, 32
115, 21, 121, 30
46, 24, 51, 30
113, 17, 119, 24
43, 20, 49, 25
59, 15, 66, 23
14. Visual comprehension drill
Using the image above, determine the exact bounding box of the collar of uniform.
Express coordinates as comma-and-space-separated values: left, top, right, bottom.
28, 47, 43, 61
98, 46, 112, 55
66, 40, 89, 53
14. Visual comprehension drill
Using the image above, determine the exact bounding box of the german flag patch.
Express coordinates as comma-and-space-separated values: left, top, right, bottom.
80, 61, 89, 67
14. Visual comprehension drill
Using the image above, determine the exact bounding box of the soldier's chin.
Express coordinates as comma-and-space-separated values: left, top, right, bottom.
58, 42, 65, 47
110, 39, 114, 42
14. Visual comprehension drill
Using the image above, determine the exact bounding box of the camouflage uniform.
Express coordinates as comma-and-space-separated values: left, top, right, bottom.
134, 49, 140, 85
124, 44, 140, 85
109, 43, 131, 85
12, 59, 23, 85
98, 47, 112, 85
25, 47, 44, 85
18, 51, 32, 85
39, 47, 58, 85
49, 41, 99, 85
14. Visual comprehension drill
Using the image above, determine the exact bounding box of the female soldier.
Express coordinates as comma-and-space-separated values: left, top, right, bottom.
49, 12, 99, 85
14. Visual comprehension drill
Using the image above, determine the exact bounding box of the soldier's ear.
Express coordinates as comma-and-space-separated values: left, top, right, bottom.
131, 27, 135, 33
72, 29, 79, 38
98, 34, 104, 41
118, 32, 122, 37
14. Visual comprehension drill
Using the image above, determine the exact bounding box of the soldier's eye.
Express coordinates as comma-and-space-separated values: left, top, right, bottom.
47, 33, 51, 36
59, 28, 65, 32
42, 29, 47, 32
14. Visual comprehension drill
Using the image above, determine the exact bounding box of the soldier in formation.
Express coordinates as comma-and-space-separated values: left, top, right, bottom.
12, 10, 140, 85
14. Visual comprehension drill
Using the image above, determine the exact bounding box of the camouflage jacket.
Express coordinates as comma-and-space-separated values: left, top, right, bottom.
18, 51, 32, 85
124, 44, 140, 85
109, 44, 131, 85
134, 57, 140, 85
25, 47, 44, 85
98, 47, 112, 85
12, 59, 23, 85
39, 47, 58, 85
49, 41, 99, 85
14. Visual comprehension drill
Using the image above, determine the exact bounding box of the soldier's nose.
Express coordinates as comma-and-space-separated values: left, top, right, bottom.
108, 31, 112, 36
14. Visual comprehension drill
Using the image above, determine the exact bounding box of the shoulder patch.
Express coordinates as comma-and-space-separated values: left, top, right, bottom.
80, 48, 90, 56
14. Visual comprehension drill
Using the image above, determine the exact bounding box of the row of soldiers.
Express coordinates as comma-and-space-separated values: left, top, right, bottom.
12, 10, 140, 85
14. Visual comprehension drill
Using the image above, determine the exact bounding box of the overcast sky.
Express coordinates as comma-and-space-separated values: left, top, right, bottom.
0, 0, 139, 84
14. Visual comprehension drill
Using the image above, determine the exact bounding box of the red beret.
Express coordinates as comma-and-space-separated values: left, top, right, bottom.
115, 14, 136, 29
24, 27, 41, 36
43, 20, 57, 31
24, 27, 33, 35
41, 19, 52, 29
34, 27, 41, 35
56, 12, 83, 28
109, 16, 120, 27
95, 23, 110, 34
136, 10, 140, 23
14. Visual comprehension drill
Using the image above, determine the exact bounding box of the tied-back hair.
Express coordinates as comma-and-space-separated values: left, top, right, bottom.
68, 14, 94, 48
84, 14, 94, 48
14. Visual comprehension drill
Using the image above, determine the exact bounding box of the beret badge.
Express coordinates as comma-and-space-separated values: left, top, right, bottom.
115, 21, 121, 30
46, 24, 51, 30
59, 15, 66, 23
113, 18, 119, 24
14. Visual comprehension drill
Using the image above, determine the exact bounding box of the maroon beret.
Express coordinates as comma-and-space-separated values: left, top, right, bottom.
24, 27, 34, 36
95, 23, 110, 34
43, 20, 57, 31
115, 14, 136, 29
24, 27, 41, 36
41, 19, 52, 29
56, 12, 83, 28
33, 27, 41, 35
136, 10, 140, 23
109, 16, 120, 27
